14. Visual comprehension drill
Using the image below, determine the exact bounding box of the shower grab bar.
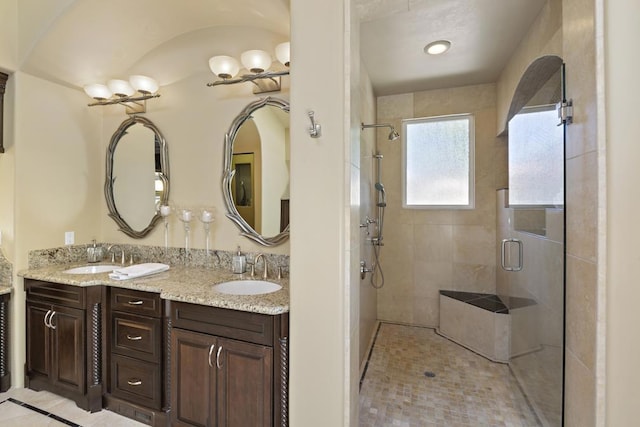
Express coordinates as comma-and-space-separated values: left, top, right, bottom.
501, 238, 523, 271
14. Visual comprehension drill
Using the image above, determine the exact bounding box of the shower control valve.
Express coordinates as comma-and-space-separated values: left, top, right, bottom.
360, 260, 372, 280
359, 216, 377, 234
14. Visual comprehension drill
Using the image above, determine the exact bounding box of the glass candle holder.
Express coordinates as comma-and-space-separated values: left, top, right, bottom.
177, 208, 193, 255
199, 208, 215, 254
159, 204, 171, 252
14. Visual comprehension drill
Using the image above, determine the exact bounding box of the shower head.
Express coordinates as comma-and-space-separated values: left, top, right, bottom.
361, 123, 400, 142
375, 182, 387, 207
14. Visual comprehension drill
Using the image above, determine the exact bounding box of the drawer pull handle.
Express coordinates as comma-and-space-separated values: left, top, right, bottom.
127, 300, 144, 305
127, 379, 142, 386
126, 334, 143, 341
208, 344, 215, 368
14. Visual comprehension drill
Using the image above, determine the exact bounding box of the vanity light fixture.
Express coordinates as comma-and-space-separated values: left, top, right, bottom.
207, 42, 290, 94
84, 75, 160, 114
424, 40, 451, 55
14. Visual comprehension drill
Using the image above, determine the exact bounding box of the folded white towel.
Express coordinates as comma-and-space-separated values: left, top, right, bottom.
108, 263, 170, 281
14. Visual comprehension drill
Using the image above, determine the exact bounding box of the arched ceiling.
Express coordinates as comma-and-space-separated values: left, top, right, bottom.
17, 0, 290, 89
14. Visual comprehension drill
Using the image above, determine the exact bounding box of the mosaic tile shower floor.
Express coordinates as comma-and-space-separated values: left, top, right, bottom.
359, 323, 541, 427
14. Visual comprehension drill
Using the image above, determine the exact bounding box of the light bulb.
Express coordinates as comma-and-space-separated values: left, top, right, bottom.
208, 56, 240, 79
424, 40, 451, 55
240, 50, 272, 73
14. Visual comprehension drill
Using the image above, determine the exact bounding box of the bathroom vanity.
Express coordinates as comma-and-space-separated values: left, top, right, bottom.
25, 280, 104, 412
20, 263, 289, 427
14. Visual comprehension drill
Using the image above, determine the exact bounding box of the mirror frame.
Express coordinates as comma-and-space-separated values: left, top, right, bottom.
105, 115, 170, 238
222, 96, 290, 246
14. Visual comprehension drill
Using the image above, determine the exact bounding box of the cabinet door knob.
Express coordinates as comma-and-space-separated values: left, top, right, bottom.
208, 344, 216, 368
216, 345, 223, 369
127, 300, 144, 305
126, 334, 143, 341
127, 379, 142, 386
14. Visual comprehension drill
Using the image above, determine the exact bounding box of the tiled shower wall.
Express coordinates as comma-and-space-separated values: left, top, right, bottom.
359, 64, 378, 366
375, 83, 504, 327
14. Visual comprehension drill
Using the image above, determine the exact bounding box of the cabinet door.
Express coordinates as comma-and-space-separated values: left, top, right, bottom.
26, 301, 51, 379
50, 305, 86, 394
171, 328, 217, 427
216, 337, 273, 427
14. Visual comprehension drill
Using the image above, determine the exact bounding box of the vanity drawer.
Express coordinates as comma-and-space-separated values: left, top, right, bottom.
112, 312, 161, 362
25, 280, 85, 309
171, 301, 274, 346
111, 288, 161, 317
111, 354, 161, 410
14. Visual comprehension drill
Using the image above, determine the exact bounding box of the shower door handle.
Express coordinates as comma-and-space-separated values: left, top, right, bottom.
501, 238, 523, 272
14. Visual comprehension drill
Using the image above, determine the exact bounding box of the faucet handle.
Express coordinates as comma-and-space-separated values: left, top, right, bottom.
250, 263, 256, 277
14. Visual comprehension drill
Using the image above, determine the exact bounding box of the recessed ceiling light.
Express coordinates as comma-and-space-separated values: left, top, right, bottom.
424, 40, 451, 55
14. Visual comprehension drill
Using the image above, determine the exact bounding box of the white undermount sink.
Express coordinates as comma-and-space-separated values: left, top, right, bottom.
212, 280, 282, 295
63, 264, 120, 274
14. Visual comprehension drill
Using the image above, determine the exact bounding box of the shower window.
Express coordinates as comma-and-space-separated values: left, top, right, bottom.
402, 114, 475, 209
508, 104, 564, 207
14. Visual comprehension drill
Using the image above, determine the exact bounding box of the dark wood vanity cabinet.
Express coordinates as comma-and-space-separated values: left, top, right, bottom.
104, 287, 168, 426
0, 293, 10, 392
170, 302, 289, 427
25, 279, 104, 412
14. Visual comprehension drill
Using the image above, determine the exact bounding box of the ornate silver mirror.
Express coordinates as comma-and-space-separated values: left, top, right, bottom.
223, 97, 290, 246
105, 116, 169, 238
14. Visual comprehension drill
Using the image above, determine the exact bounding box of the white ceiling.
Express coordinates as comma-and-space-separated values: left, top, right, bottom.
356, 0, 547, 95
15, 0, 546, 96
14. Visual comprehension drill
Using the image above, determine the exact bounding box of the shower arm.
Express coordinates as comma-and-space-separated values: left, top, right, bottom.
361, 123, 400, 141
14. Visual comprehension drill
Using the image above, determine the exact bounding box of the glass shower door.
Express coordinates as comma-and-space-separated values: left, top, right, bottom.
500, 62, 565, 426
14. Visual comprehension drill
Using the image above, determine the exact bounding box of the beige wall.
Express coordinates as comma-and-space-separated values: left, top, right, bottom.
10, 72, 103, 386
375, 83, 501, 328
289, 0, 355, 424
0, 0, 16, 71
604, 0, 640, 424
562, 0, 600, 423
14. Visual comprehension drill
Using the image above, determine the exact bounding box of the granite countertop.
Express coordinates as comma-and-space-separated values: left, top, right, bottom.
18, 263, 289, 315
0, 285, 11, 296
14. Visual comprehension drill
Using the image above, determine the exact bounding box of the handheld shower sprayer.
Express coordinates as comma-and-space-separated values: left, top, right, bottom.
375, 182, 387, 207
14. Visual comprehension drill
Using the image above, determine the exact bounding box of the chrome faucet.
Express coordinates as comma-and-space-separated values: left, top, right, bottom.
107, 244, 125, 265
253, 253, 268, 279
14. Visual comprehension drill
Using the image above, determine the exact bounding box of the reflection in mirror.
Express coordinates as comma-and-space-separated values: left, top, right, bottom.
223, 97, 289, 246
105, 116, 169, 238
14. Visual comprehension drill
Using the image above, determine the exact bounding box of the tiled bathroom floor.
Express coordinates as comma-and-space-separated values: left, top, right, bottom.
0, 388, 146, 427
359, 322, 541, 427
